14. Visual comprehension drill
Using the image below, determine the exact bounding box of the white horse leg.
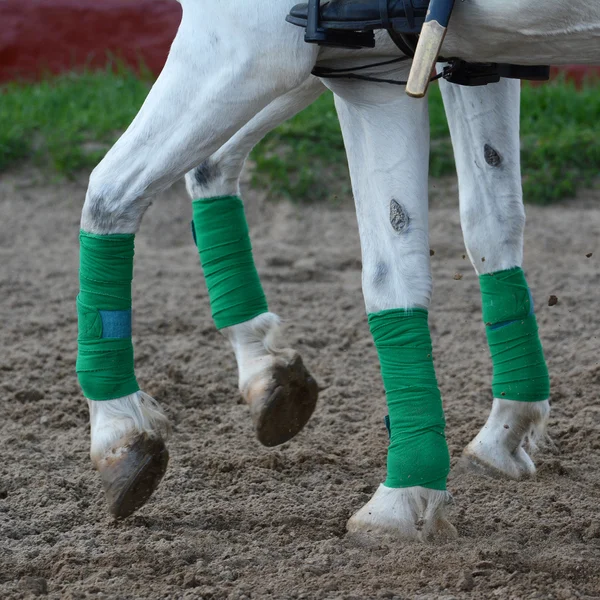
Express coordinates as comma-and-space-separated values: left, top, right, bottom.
439, 76, 550, 479
81, 2, 317, 517
185, 76, 325, 198
325, 72, 455, 541
87, 393, 170, 516
185, 77, 325, 445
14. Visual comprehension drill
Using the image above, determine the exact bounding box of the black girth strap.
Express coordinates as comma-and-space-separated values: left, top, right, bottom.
311, 55, 446, 87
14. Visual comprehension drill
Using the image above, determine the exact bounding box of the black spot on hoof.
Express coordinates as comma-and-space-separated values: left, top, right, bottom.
484, 144, 502, 167
193, 160, 221, 187
390, 199, 410, 233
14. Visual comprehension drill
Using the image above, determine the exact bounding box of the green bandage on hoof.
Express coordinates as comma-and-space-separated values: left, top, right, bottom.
369, 309, 450, 491
480, 267, 549, 402
192, 195, 268, 330
76, 231, 140, 401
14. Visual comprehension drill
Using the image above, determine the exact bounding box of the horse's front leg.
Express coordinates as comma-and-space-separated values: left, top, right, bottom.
439, 76, 550, 479
80, 2, 317, 518
326, 73, 455, 541
184, 76, 325, 445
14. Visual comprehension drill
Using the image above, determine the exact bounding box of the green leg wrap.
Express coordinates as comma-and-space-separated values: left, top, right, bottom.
192, 195, 268, 330
480, 267, 549, 402
76, 231, 140, 401
369, 309, 450, 491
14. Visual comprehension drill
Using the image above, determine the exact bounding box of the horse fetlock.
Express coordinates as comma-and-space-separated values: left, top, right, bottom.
226, 314, 319, 446
461, 398, 550, 479
347, 484, 457, 542
88, 392, 170, 518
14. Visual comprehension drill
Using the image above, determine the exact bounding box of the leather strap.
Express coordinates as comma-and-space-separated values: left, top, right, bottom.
380, 0, 391, 30
387, 29, 417, 57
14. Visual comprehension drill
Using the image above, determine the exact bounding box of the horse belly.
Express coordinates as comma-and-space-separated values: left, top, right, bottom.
443, 0, 600, 65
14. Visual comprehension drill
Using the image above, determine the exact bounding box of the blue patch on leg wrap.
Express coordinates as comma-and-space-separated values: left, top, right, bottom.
487, 289, 535, 331
99, 310, 132, 339
190, 220, 197, 247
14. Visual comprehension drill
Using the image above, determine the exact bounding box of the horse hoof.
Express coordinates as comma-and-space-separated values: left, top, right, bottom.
457, 398, 548, 480
246, 353, 318, 447
95, 433, 169, 519
459, 445, 535, 480
346, 484, 457, 542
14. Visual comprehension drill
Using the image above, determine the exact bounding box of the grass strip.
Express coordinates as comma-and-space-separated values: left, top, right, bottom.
1, 68, 598, 204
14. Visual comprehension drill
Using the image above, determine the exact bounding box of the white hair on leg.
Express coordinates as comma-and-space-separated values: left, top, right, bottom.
225, 312, 284, 390
348, 485, 456, 542
82, 2, 317, 235
88, 392, 170, 462
87, 392, 171, 519
462, 399, 551, 479
526, 399, 552, 456
439, 75, 525, 276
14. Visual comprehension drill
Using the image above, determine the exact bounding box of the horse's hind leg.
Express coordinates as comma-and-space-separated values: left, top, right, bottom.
185, 76, 325, 200
326, 73, 455, 541
439, 76, 550, 479
185, 77, 325, 446
80, 4, 317, 517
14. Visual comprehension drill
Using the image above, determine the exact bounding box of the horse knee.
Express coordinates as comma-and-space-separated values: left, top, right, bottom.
81, 167, 150, 234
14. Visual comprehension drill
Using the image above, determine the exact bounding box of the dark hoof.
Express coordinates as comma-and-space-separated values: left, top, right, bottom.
248, 354, 318, 447
96, 433, 169, 519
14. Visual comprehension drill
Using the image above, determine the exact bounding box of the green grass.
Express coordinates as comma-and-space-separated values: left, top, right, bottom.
251, 79, 600, 204
0, 66, 152, 173
1, 68, 598, 203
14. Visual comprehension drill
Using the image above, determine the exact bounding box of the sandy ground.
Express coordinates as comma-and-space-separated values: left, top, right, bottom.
0, 168, 599, 600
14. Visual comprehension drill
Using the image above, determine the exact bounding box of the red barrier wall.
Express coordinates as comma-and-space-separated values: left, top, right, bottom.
549, 65, 600, 87
0, 0, 181, 82
0, 0, 598, 85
